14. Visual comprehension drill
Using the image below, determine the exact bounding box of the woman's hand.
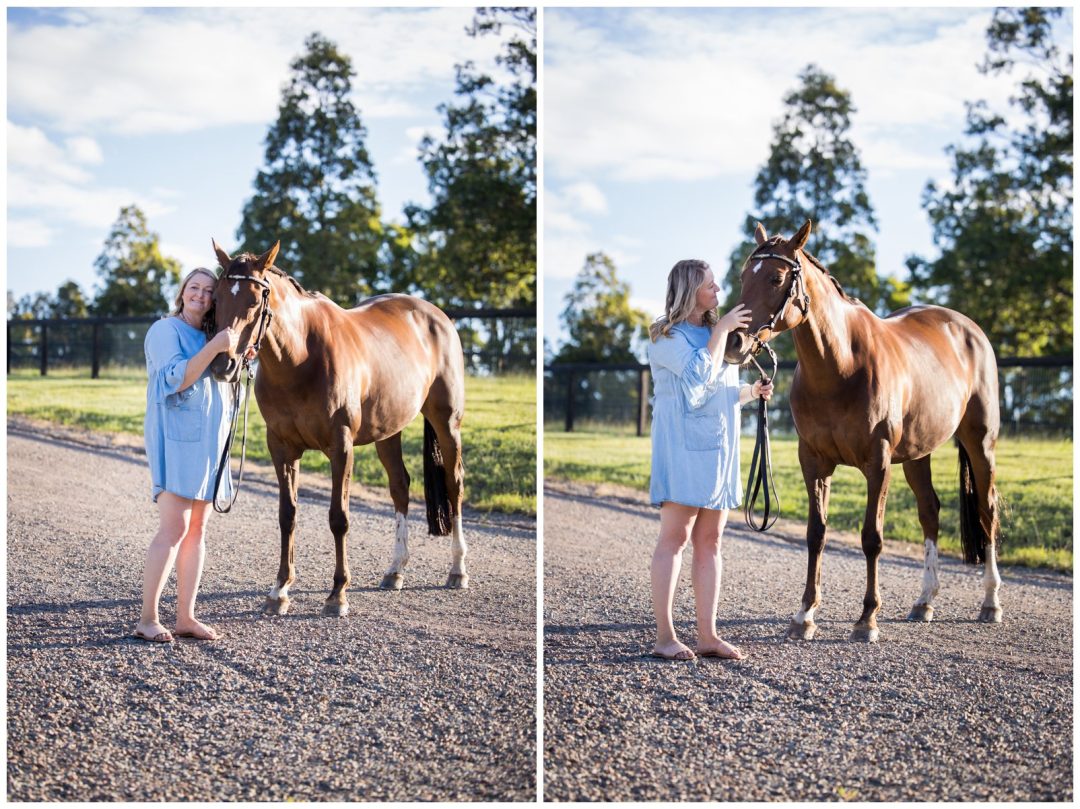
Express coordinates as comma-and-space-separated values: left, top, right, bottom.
752, 379, 774, 401
210, 326, 241, 355
717, 303, 753, 333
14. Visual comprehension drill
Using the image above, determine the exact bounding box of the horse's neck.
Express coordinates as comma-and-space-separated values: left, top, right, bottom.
258, 281, 311, 380
791, 270, 857, 382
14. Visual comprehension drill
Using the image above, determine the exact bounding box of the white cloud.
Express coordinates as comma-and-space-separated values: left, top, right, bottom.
562, 181, 608, 215
160, 240, 213, 273
64, 135, 104, 165
7, 7, 505, 136
545, 8, 1009, 183
8, 218, 55, 248
8, 122, 92, 183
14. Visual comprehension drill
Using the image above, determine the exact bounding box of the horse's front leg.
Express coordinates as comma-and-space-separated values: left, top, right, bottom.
853, 444, 892, 642
788, 445, 835, 641
324, 425, 354, 617
265, 431, 301, 616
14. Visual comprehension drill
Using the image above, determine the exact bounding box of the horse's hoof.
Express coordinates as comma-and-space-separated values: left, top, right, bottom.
850, 625, 880, 643
978, 606, 1003, 623
786, 620, 816, 641
263, 597, 290, 616
322, 602, 350, 618
906, 604, 934, 623
379, 573, 404, 591
446, 573, 470, 590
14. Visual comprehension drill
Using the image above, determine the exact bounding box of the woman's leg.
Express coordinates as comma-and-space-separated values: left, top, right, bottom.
691, 509, 742, 659
136, 491, 192, 640
174, 499, 218, 639
651, 502, 698, 658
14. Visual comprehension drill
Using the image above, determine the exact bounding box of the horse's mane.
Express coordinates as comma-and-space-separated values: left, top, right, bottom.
230, 253, 322, 300
745, 237, 861, 306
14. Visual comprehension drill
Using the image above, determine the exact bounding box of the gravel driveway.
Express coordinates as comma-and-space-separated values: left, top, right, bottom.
7, 419, 536, 801
543, 481, 1072, 802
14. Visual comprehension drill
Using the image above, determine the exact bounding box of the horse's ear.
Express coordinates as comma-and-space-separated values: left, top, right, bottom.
754, 222, 768, 245
212, 238, 232, 272
789, 220, 812, 252
257, 241, 280, 272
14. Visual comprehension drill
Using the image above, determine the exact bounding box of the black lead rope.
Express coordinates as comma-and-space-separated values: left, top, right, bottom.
743, 344, 781, 532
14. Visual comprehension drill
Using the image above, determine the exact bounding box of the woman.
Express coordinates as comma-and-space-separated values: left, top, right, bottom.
133, 267, 252, 643
647, 259, 773, 661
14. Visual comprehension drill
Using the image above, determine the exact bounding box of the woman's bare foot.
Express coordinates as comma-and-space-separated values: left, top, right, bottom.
696, 637, 744, 660
133, 621, 173, 643
173, 619, 221, 640
651, 639, 696, 661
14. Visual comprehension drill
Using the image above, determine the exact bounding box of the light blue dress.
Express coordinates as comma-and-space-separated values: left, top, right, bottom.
648, 322, 743, 510
143, 317, 234, 503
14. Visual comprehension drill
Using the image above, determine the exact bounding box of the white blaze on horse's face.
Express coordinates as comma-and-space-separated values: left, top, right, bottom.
752, 261, 764, 275
230, 281, 240, 296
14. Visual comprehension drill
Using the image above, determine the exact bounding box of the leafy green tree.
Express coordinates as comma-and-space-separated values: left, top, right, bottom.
404, 7, 536, 310
52, 281, 90, 318
555, 252, 648, 363
237, 33, 383, 306
907, 8, 1072, 357
92, 205, 181, 316
724, 65, 903, 326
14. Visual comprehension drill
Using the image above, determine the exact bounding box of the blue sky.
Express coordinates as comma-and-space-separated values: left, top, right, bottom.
543, 6, 1072, 350
6, 6, 508, 305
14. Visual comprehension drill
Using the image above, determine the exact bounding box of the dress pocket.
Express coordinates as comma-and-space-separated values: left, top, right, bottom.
683, 411, 727, 451
164, 387, 201, 442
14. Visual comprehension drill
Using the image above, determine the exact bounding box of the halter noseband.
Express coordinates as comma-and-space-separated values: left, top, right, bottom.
224, 273, 275, 368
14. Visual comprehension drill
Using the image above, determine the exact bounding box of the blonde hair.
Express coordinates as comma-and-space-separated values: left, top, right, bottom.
171, 267, 219, 337
648, 259, 717, 341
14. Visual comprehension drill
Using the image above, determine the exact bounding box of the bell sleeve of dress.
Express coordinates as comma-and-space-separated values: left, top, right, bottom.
649, 330, 726, 410
144, 321, 190, 401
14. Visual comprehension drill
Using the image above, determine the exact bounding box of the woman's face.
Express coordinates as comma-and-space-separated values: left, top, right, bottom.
695, 269, 720, 312
182, 272, 216, 319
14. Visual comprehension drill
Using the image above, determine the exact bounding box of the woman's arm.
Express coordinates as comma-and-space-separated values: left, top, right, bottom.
177, 327, 240, 391
706, 304, 752, 374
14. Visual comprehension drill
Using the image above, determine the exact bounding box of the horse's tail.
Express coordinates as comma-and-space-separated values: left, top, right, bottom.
958, 440, 988, 565
423, 418, 453, 536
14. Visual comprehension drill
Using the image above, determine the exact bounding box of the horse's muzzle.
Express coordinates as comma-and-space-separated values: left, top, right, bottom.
724, 330, 754, 366
209, 353, 242, 383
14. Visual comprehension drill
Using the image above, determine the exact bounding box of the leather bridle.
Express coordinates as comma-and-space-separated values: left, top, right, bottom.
742, 250, 811, 534
212, 272, 274, 514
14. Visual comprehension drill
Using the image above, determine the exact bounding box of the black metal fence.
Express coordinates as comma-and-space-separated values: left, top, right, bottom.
8, 308, 536, 377
545, 356, 1074, 438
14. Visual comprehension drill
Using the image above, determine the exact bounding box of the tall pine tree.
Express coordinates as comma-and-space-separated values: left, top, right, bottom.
404, 7, 536, 310
556, 252, 649, 363
92, 205, 181, 316
724, 66, 903, 326
907, 8, 1072, 357
237, 33, 383, 306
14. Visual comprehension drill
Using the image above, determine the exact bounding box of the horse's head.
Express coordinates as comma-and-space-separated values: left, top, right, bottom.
724, 220, 813, 365
208, 238, 280, 382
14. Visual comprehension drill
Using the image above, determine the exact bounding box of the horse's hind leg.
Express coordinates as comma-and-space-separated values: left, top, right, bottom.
957, 413, 1002, 623
265, 432, 302, 616
375, 433, 411, 591
423, 401, 467, 589
903, 456, 941, 622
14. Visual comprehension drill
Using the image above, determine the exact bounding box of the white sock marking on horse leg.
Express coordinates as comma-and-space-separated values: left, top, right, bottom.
450, 514, 467, 576
916, 539, 940, 607
982, 546, 1002, 610
793, 605, 817, 625
267, 581, 290, 602
383, 512, 410, 576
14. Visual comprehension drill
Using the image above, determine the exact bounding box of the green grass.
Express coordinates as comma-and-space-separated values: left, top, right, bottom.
545, 424, 1073, 572
8, 369, 536, 515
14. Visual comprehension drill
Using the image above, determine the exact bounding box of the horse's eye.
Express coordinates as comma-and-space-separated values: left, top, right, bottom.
770, 274, 784, 287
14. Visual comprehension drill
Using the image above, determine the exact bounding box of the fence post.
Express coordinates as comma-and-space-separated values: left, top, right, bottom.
564, 371, 575, 432
637, 368, 650, 437
91, 322, 102, 379
6, 322, 11, 375
39, 323, 48, 376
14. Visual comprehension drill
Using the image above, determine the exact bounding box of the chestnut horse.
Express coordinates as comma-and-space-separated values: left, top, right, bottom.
725, 221, 1002, 642
209, 240, 468, 617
